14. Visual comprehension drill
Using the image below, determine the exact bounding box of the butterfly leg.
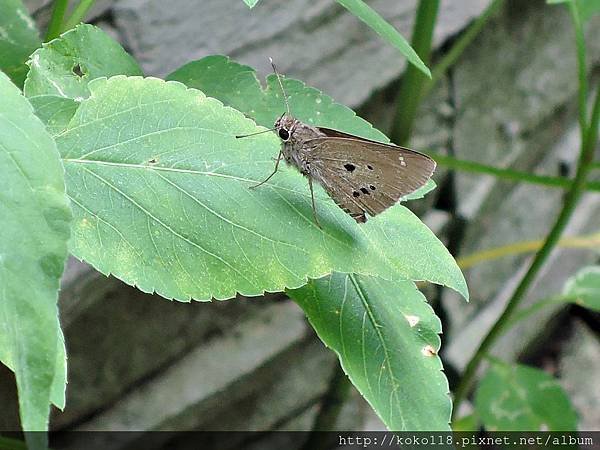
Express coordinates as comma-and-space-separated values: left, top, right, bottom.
250, 151, 283, 189
308, 177, 322, 229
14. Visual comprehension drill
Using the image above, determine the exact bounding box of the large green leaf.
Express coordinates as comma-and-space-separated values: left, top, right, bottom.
57, 74, 466, 301
0, 72, 71, 439
0, 0, 41, 87
474, 360, 578, 431
563, 265, 600, 311
170, 56, 462, 429
336, 0, 430, 77
289, 275, 451, 431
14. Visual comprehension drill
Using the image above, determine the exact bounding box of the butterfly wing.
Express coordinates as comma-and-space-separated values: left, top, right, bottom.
305, 134, 435, 222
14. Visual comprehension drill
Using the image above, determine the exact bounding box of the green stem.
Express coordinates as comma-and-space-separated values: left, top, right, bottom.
422, 0, 504, 99
503, 295, 577, 331
451, 4, 598, 417
45, 0, 70, 41
432, 153, 600, 192
569, 2, 589, 139
63, 0, 96, 31
390, 0, 440, 145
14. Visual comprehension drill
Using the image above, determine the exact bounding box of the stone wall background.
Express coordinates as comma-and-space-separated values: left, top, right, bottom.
1, 0, 599, 445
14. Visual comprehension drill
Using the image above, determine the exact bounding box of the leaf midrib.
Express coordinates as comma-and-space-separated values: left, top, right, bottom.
348, 274, 406, 429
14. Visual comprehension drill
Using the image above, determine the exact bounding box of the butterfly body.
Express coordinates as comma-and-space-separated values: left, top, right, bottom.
275, 115, 319, 175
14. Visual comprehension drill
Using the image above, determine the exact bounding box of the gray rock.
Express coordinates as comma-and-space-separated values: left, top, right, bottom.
444, 124, 600, 369
451, 1, 600, 219
52, 260, 288, 429
559, 321, 600, 430
58, 301, 306, 448
113, 0, 490, 107
440, 1, 600, 377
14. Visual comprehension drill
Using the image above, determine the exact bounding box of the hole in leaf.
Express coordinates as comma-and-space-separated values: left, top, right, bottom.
369, 185, 376, 190
344, 163, 356, 172
367, 164, 373, 170
352, 191, 360, 197
72, 64, 84, 77
360, 187, 369, 195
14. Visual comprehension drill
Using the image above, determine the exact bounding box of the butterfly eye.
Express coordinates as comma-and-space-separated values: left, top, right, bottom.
278, 128, 290, 141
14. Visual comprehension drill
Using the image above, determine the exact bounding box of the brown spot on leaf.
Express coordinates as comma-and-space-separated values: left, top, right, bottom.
422, 345, 437, 357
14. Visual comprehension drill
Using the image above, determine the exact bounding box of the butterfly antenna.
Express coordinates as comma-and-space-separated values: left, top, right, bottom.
236, 127, 278, 139
269, 57, 290, 116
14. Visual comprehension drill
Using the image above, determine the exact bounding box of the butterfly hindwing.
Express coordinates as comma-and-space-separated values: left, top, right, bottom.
305, 132, 435, 222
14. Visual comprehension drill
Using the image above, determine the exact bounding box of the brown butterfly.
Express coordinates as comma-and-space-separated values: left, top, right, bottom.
238, 59, 436, 227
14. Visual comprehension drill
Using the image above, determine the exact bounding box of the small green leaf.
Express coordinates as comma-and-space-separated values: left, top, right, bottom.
28, 95, 79, 136
402, 178, 436, 201
0, 0, 41, 87
563, 265, 600, 311
24, 23, 142, 100
0, 72, 71, 439
57, 75, 466, 301
288, 275, 451, 431
475, 360, 578, 431
23, 24, 142, 136
336, 0, 431, 78
243, 0, 260, 7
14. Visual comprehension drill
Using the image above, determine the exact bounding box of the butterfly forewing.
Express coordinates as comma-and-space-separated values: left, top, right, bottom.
305, 132, 435, 222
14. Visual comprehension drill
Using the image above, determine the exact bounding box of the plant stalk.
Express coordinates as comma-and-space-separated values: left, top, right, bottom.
63, 0, 97, 31
422, 0, 504, 99
569, 2, 589, 140
431, 153, 600, 192
45, 0, 70, 41
390, 0, 439, 145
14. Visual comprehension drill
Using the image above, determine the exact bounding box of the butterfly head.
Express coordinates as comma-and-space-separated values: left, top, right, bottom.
274, 114, 296, 142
